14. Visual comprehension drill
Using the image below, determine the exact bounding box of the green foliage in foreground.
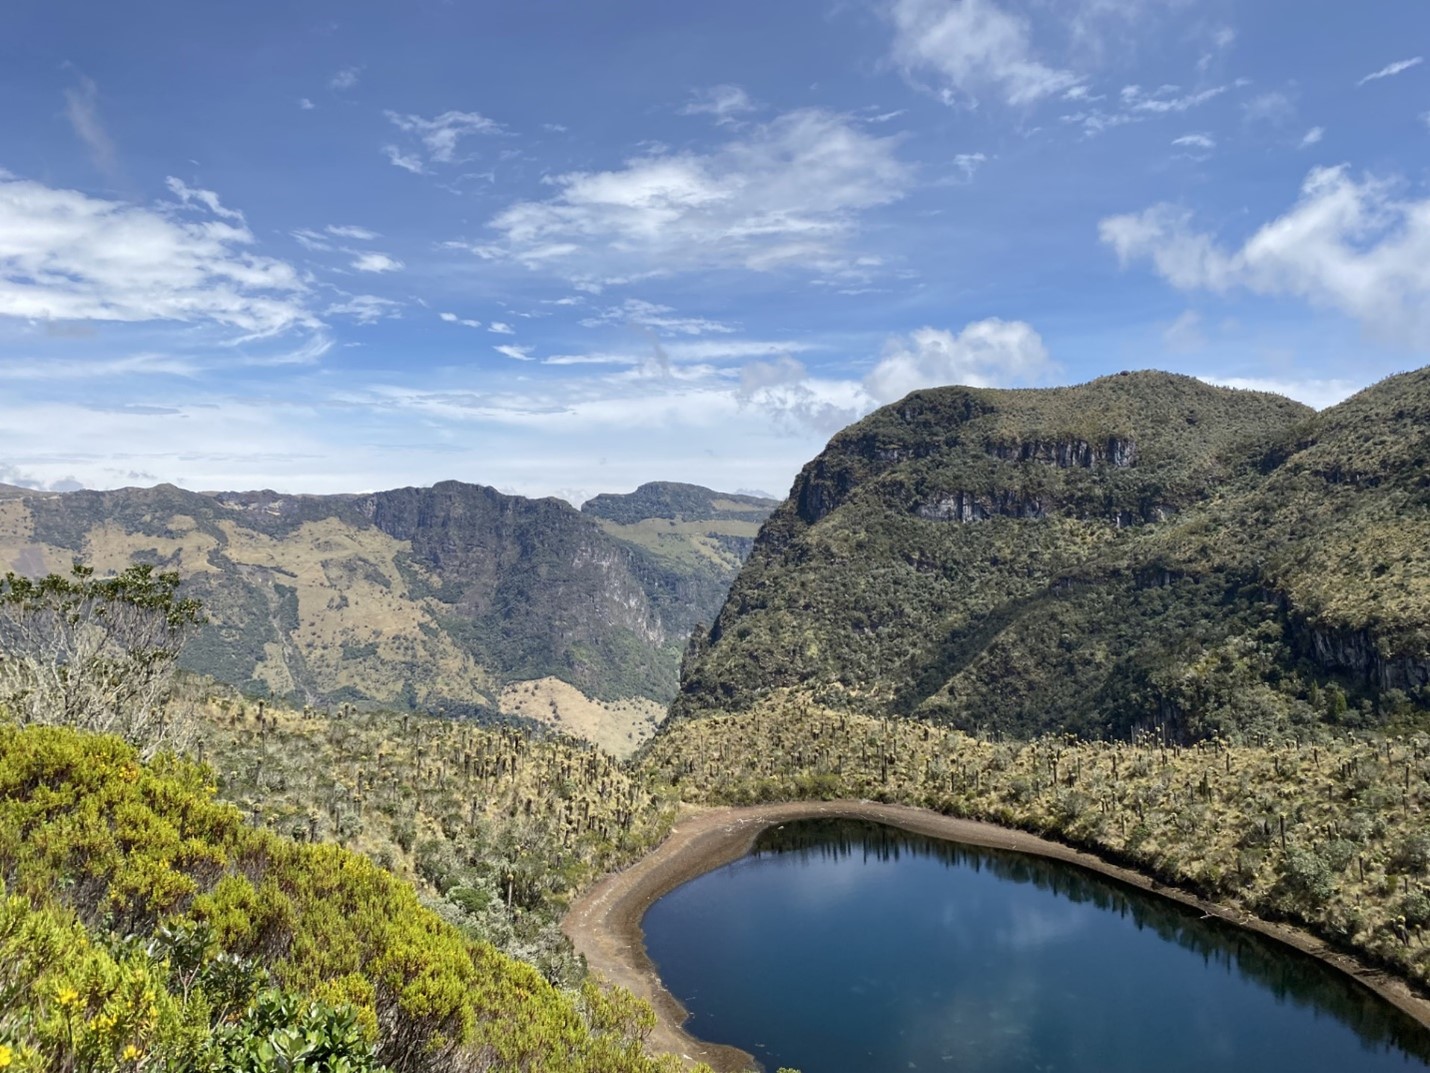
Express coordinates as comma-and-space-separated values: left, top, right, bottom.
645, 697, 1430, 991
0, 724, 703, 1073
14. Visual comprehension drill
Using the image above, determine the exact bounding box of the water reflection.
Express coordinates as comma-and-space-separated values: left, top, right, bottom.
642, 818, 1430, 1073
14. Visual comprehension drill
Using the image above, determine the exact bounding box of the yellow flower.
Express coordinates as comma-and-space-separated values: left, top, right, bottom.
122, 1044, 143, 1061
55, 985, 80, 1007
0, 1043, 13, 1068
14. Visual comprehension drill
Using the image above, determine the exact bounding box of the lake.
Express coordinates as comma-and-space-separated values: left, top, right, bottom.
641, 818, 1430, 1073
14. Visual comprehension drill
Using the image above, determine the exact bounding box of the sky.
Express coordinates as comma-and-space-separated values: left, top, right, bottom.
2, 1, 1429, 504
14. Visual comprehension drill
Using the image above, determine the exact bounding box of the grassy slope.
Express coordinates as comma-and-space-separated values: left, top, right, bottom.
676, 370, 1430, 740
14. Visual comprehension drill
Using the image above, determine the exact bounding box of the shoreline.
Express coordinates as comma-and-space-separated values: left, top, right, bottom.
563, 799, 1430, 1073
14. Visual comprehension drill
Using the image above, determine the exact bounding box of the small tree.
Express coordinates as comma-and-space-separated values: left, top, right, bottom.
0, 562, 204, 757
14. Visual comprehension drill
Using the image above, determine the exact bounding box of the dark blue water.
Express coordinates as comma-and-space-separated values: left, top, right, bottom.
642, 819, 1430, 1073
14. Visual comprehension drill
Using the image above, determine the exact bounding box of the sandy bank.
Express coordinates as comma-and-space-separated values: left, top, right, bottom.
563, 800, 1430, 1072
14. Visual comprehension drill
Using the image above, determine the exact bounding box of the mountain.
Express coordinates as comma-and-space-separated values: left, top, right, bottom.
0, 478, 774, 747
673, 369, 1430, 740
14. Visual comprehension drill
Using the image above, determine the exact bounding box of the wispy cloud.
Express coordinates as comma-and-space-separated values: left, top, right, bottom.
488, 321, 515, 334
494, 343, 533, 360
887, 0, 1081, 107
329, 66, 361, 91
681, 84, 757, 124
485, 108, 910, 282
1299, 126, 1324, 148
1356, 56, 1422, 87
1171, 132, 1214, 150
327, 224, 378, 240
439, 312, 482, 328
384, 109, 503, 172
62, 76, 118, 177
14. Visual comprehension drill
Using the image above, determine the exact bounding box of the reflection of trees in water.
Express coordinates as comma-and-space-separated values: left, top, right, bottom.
752, 819, 1430, 1063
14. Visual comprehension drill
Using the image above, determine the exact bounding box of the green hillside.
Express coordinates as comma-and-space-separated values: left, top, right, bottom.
674, 370, 1430, 740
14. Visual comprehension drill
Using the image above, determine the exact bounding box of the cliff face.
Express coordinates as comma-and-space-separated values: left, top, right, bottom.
675, 369, 1430, 740
0, 479, 774, 715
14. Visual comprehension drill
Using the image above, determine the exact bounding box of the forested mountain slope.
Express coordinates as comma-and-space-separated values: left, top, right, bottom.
674, 369, 1430, 740
0, 480, 773, 727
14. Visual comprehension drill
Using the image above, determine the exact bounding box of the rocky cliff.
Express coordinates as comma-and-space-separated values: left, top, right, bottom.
0, 479, 775, 729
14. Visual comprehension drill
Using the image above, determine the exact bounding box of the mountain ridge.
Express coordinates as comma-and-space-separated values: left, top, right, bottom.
673, 369, 1430, 740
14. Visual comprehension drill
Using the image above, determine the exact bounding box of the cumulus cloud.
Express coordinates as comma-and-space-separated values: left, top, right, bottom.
488, 321, 515, 334
384, 109, 502, 171
1357, 57, 1422, 86
1197, 375, 1359, 411
63, 76, 118, 177
864, 319, 1053, 402
329, 67, 361, 91
1100, 165, 1430, 344
351, 251, 403, 273
735, 356, 870, 434
0, 173, 313, 337
887, 0, 1081, 106
486, 108, 910, 280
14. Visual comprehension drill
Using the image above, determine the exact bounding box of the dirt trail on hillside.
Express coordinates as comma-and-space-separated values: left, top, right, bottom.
563, 800, 1430, 1072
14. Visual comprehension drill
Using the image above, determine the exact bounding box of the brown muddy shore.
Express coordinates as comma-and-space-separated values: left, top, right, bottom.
562, 799, 1430, 1073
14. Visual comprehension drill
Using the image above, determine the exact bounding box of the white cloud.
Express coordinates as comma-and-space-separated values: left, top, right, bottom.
897, 1, 1086, 107
888, 0, 1081, 106
682, 85, 757, 124
953, 152, 988, 180
327, 224, 378, 240
384, 109, 502, 168
327, 295, 399, 324
383, 146, 427, 175
582, 298, 734, 336
487, 108, 910, 280
439, 312, 482, 328
1299, 126, 1324, 148
63, 76, 118, 177
329, 67, 360, 91
1100, 165, 1430, 345
488, 321, 515, 334
165, 177, 245, 222
0, 352, 197, 380
299, 98, 315, 111
1197, 375, 1359, 411
864, 319, 1053, 402
494, 344, 533, 360
351, 252, 403, 273
0, 173, 313, 337
1063, 82, 1230, 136
1171, 132, 1214, 150
1242, 91, 1294, 125
1356, 57, 1422, 87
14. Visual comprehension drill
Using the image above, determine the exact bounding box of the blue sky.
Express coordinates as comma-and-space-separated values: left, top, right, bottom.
2, 0, 1429, 502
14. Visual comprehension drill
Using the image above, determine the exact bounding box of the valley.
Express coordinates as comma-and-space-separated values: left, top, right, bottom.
4, 369, 1430, 1072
